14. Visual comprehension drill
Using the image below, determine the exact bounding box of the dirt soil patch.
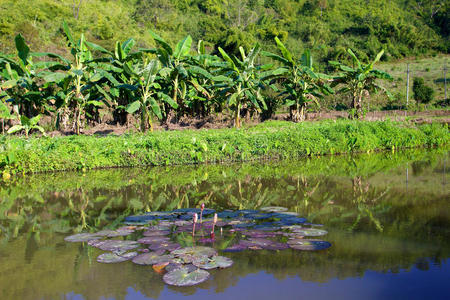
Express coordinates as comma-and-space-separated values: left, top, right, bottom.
42, 109, 449, 137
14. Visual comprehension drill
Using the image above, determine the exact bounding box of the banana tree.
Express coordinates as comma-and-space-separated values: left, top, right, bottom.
184, 40, 221, 118
217, 44, 267, 128
149, 31, 191, 118
43, 22, 110, 134
329, 49, 392, 119
0, 100, 15, 134
7, 114, 45, 138
0, 35, 60, 118
89, 38, 146, 125
263, 37, 334, 122
120, 58, 178, 132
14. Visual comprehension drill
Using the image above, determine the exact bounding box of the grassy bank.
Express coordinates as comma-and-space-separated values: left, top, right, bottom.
0, 120, 448, 175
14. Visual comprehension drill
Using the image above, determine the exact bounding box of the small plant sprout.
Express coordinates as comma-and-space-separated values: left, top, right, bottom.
200, 203, 205, 224
192, 213, 198, 236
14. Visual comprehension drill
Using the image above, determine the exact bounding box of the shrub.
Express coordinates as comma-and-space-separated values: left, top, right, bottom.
413, 77, 434, 104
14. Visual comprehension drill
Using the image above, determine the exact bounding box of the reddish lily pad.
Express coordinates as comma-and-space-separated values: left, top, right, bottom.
241, 230, 278, 238
263, 241, 289, 251
163, 267, 210, 287
138, 236, 170, 244
192, 255, 233, 270
201, 220, 228, 228
223, 244, 248, 252
143, 230, 171, 237
288, 239, 332, 251
97, 251, 138, 263
132, 252, 174, 265
90, 240, 140, 252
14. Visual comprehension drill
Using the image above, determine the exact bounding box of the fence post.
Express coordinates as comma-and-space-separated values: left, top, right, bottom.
406, 63, 410, 117
444, 64, 447, 101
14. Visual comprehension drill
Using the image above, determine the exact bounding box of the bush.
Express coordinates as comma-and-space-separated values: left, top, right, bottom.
413, 77, 434, 104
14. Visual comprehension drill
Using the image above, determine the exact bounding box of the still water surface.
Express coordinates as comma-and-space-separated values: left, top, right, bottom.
0, 149, 449, 300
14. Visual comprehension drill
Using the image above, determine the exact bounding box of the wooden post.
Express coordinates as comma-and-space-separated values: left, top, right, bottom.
405, 63, 410, 117
444, 64, 447, 101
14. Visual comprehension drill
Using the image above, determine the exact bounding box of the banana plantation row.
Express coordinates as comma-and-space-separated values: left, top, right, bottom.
0, 23, 392, 135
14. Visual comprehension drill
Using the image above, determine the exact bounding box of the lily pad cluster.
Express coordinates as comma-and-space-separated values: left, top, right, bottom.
64, 206, 331, 287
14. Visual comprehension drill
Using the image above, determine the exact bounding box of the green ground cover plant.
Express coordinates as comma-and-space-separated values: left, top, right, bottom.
0, 120, 447, 175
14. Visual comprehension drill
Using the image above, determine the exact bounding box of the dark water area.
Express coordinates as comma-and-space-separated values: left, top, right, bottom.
0, 149, 449, 300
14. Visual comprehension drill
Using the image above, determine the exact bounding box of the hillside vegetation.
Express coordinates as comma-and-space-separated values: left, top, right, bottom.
0, 0, 448, 65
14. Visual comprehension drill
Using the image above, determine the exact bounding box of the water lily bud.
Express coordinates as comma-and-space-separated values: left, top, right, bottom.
213, 213, 218, 224
201, 203, 205, 211
193, 213, 198, 223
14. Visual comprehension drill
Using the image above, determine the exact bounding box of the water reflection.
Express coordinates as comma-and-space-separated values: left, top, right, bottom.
0, 149, 448, 299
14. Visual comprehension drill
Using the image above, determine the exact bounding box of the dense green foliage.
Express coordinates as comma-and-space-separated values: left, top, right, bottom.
0, 120, 448, 175
0, 0, 448, 62
2, 27, 392, 133
413, 77, 435, 104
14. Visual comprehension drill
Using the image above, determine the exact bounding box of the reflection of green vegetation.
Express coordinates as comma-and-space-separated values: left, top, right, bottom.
0, 149, 448, 240
0, 149, 448, 299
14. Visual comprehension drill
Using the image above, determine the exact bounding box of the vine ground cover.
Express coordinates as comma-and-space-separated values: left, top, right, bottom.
1, 120, 448, 175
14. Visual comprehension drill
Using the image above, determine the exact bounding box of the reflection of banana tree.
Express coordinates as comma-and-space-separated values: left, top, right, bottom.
347, 176, 388, 232
288, 176, 341, 222
219, 180, 276, 210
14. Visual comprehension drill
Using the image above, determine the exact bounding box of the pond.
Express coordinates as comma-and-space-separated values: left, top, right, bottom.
0, 149, 449, 300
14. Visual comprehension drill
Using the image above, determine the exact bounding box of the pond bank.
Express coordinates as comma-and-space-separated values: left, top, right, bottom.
1, 120, 448, 176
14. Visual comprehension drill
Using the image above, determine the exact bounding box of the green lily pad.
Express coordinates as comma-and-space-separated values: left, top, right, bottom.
171, 246, 217, 258
163, 267, 210, 287
97, 251, 138, 263
166, 263, 197, 273
290, 228, 328, 237
64, 233, 102, 242
192, 255, 233, 270
96, 229, 134, 237
288, 239, 331, 251
132, 252, 174, 265
89, 240, 140, 252
171, 246, 218, 264
260, 206, 288, 212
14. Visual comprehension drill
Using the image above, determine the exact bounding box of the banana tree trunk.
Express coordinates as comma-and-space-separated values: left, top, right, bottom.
234, 100, 241, 128
351, 91, 363, 119
140, 106, 148, 132
73, 103, 81, 135
57, 107, 70, 131
173, 75, 179, 123
290, 103, 306, 122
